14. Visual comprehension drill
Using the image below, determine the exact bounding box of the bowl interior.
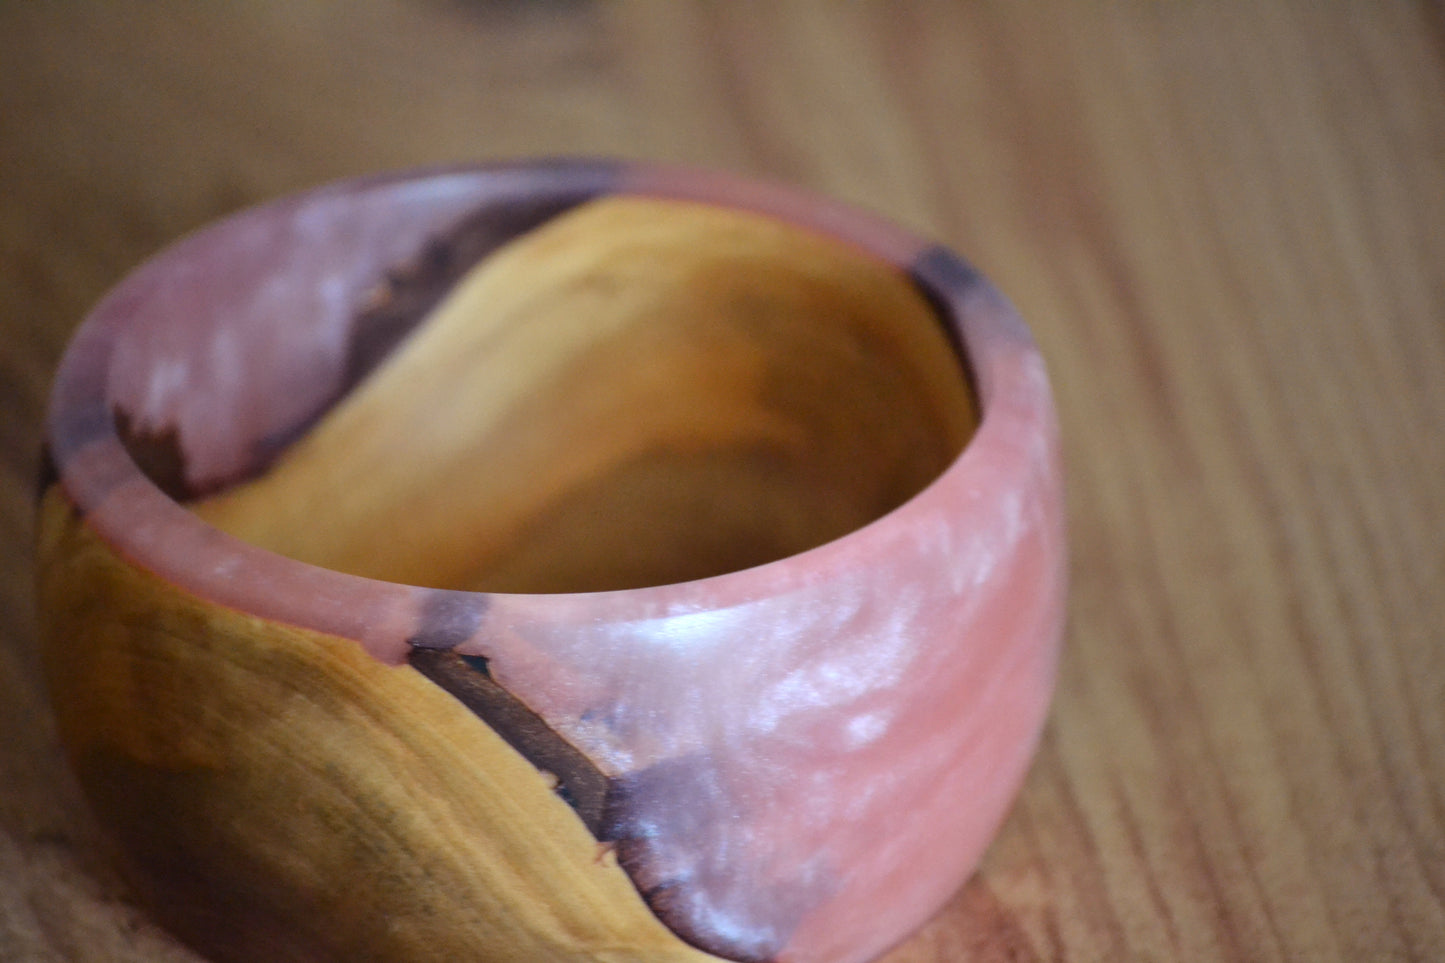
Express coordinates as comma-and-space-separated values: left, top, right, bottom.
110, 177, 975, 593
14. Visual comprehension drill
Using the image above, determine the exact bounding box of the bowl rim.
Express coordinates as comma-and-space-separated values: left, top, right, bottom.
44, 158, 1052, 664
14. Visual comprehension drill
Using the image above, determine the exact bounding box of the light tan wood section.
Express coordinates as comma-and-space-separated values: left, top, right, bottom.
35, 489, 721, 963
193, 197, 974, 594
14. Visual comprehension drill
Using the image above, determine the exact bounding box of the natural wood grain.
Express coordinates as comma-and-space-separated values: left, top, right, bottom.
36, 488, 721, 963
2, 2, 1442, 962
193, 196, 972, 594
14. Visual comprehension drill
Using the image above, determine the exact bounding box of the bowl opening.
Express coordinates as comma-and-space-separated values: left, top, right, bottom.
110, 182, 976, 594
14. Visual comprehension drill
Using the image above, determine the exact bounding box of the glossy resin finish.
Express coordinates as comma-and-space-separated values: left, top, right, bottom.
44, 161, 1065, 963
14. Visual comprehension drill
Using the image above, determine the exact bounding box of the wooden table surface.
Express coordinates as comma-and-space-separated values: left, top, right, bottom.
2, 3, 1442, 961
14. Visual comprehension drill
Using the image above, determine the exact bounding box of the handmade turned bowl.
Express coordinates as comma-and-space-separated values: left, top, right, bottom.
38, 161, 1065, 963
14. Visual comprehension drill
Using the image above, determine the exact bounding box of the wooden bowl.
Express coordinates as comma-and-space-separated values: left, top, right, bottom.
38, 160, 1066, 963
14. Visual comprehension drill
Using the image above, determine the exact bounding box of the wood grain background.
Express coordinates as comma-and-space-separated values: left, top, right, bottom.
2, 3, 1442, 961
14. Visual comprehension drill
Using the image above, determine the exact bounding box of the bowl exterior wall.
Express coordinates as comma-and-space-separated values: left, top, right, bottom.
41, 161, 1066, 963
